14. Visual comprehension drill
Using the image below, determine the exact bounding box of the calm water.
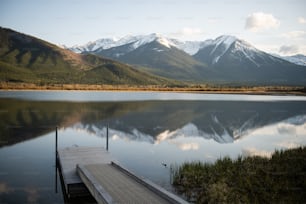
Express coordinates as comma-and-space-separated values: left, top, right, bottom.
0, 91, 306, 203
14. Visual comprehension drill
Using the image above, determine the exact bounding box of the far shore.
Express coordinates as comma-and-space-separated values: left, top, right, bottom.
0, 82, 305, 96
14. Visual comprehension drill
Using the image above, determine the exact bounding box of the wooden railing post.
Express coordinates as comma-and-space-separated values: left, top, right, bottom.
106, 124, 109, 151
55, 126, 58, 194
55, 126, 58, 154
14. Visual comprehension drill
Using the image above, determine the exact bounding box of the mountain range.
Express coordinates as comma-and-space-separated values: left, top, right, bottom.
0, 27, 173, 85
1, 27, 306, 86
69, 33, 306, 86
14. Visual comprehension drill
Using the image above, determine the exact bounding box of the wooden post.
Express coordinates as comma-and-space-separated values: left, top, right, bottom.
55, 126, 58, 194
106, 124, 109, 151
55, 126, 58, 154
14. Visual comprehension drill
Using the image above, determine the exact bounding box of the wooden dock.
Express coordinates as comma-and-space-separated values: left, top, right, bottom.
57, 146, 188, 204
57, 146, 115, 197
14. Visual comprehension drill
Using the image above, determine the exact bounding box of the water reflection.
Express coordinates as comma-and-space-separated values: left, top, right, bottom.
0, 94, 306, 203
1, 99, 306, 147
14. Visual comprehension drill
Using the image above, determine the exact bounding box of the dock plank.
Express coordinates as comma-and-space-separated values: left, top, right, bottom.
78, 163, 171, 204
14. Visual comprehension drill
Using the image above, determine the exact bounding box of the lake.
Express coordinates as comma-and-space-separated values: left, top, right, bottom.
0, 91, 306, 203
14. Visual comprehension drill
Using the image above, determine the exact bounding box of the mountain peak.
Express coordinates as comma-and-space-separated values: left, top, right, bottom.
139, 33, 174, 48
148, 32, 163, 38
200, 35, 239, 64
215, 35, 238, 46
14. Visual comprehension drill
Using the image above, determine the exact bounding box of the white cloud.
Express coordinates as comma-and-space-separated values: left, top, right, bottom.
245, 12, 280, 32
279, 45, 300, 55
177, 142, 199, 151
170, 27, 205, 40
181, 27, 202, 35
298, 17, 306, 24
255, 43, 279, 54
242, 147, 272, 158
281, 30, 306, 38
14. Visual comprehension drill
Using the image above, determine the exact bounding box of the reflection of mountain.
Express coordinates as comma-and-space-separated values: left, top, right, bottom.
75, 114, 306, 145
88, 101, 306, 144
1, 99, 306, 147
0, 99, 148, 147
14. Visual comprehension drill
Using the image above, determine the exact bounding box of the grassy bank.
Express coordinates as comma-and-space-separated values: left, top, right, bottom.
172, 147, 306, 203
1, 82, 306, 95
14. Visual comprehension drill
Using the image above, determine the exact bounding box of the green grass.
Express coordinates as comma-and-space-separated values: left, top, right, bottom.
172, 147, 306, 203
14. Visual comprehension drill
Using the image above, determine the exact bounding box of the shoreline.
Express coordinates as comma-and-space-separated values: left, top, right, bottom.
0, 82, 305, 96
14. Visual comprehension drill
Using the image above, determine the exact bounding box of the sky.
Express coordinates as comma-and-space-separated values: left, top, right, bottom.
1, 0, 306, 55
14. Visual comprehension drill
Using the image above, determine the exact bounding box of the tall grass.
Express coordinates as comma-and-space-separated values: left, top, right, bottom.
172, 147, 306, 203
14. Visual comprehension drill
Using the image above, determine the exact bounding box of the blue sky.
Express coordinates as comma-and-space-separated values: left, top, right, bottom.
1, 0, 306, 55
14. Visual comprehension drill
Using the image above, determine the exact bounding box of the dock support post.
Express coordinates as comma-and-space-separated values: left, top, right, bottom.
56, 126, 58, 154
55, 126, 58, 193
106, 124, 109, 151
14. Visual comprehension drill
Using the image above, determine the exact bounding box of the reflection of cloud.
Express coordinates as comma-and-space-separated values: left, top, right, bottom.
0, 183, 41, 203
242, 147, 272, 158
277, 124, 297, 135
155, 124, 200, 150
176, 142, 199, 151
155, 123, 202, 144
277, 141, 300, 149
245, 12, 280, 32
112, 134, 120, 140
0, 182, 13, 194
156, 130, 173, 144
25, 187, 39, 203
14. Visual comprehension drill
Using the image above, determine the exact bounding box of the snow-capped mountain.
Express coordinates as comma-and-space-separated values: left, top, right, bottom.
92, 33, 179, 56
193, 35, 306, 85
69, 33, 172, 53
91, 34, 208, 80
69, 38, 118, 53
168, 39, 206, 55
281, 54, 306, 66
195, 35, 239, 64
67, 34, 306, 86
69, 33, 204, 55
194, 35, 284, 67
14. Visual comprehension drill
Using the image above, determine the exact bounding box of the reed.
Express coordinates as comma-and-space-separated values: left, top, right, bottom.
172, 147, 306, 203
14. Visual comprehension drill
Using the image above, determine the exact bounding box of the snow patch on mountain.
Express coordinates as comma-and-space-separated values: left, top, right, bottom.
70, 38, 118, 53
197, 35, 277, 67
282, 54, 306, 66
68, 34, 206, 55
232, 40, 261, 67
200, 35, 237, 64
70, 33, 178, 54
67, 34, 306, 63
152, 48, 164, 52
169, 39, 205, 55
215, 35, 237, 50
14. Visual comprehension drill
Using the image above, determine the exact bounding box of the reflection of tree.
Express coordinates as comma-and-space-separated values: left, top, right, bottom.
0, 99, 305, 147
